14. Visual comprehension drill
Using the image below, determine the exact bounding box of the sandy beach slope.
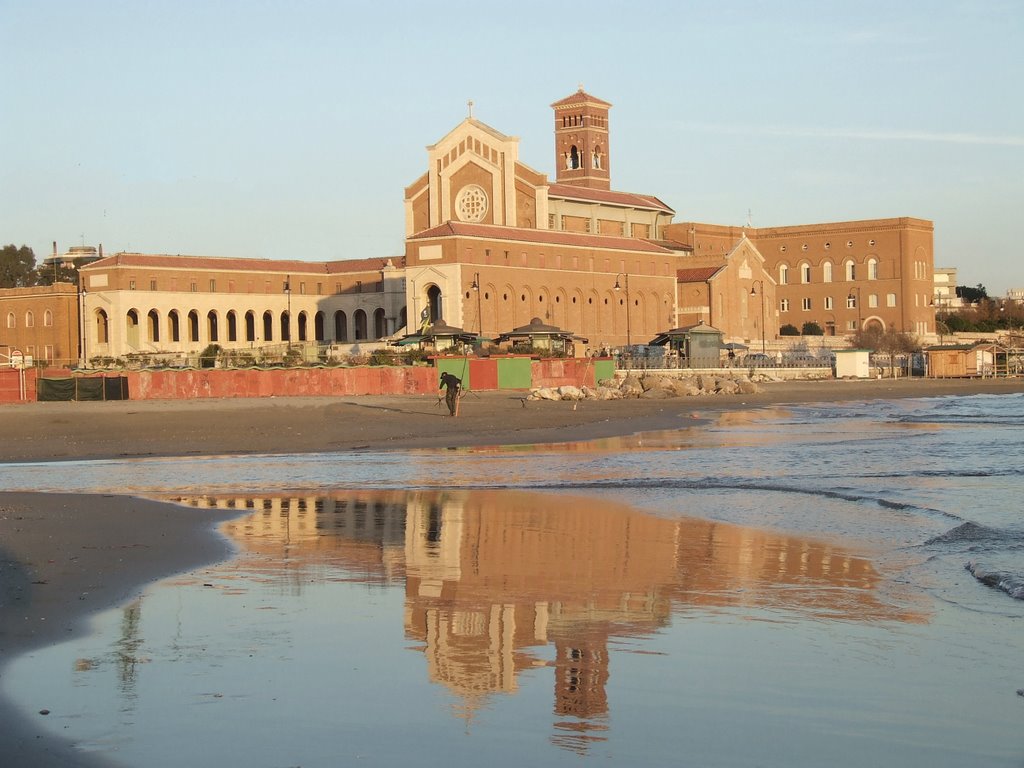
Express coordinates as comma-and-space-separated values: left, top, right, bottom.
1, 376, 1023, 766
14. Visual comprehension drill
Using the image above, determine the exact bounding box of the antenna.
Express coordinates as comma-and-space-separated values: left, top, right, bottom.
745, 209, 753, 228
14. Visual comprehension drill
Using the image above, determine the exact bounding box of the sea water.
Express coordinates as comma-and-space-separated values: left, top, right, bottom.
2, 393, 1022, 767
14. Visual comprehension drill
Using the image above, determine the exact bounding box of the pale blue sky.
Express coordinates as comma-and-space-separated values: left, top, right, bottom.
2, 0, 1022, 293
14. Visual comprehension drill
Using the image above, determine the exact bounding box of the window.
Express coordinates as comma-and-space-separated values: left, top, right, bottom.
25, 311, 34, 328
779, 264, 789, 285
7, 313, 15, 329
845, 260, 856, 281
129, 280, 136, 290
824, 296, 833, 310
868, 294, 878, 308
887, 293, 897, 307
847, 320, 858, 331
150, 279, 157, 291
190, 281, 198, 292
847, 294, 857, 309
867, 258, 878, 280
44, 310, 53, 326
822, 261, 833, 283
801, 263, 811, 284
300, 282, 306, 295
801, 298, 812, 311
780, 298, 790, 312
209, 279, 216, 292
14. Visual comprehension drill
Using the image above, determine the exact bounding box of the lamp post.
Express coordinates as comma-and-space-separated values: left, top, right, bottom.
284, 276, 292, 344
470, 272, 483, 336
750, 280, 766, 354
847, 286, 862, 331
613, 273, 632, 349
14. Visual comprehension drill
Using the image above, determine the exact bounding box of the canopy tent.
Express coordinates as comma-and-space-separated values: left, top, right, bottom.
494, 317, 587, 355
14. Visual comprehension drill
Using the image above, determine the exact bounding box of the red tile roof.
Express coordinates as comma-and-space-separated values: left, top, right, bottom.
408, 222, 673, 254
550, 89, 612, 108
677, 266, 725, 283
81, 252, 403, 275
547, 183, 674, 213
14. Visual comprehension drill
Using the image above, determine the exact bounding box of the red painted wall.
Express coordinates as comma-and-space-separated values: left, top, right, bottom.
0, 367, 38, 403
531, 358, 600, 389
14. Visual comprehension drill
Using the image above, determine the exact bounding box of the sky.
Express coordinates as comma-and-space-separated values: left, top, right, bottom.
2, 0, 1022, 294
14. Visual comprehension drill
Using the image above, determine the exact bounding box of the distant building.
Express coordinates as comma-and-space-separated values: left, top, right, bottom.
933, 266, 962, 311
0, 283, 80, 366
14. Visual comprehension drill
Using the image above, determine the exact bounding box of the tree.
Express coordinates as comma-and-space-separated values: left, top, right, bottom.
34, 258, 82, 286
779, 323, 800, 336
956, 283, 988, 303
851, 326, 919, 377
0, 244, 36, 288
801, 321, 824, 336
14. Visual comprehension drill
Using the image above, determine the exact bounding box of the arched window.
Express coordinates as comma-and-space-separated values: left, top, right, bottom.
779, 264, 789, 285
800, 263, 811, 284
314, 311, 325, 342
262, 311, 273, 342
25, 311, 34, 328
188, 310, 200, 343
334, 310, 347, 342
126, 309, 140, 348
867, 258, 878, 280
845, 260, 856, 281
822, 261, 833, 283
168, 310, 180, 343
245, 311, 256, 342
280, 311, 290, 342
95, 309, 109, 344
426, 285, 442, 323
148, 309, 160, 342
399, 306, 407, 330
592, 145, 602, 170
207, 310, 218, 342
227, 311, 238, 342
6, 312, 14, 329
354, 309, 367, 340
569, 145, 580, 169
44, 310, 53, 327
297, 311, 308, 342
373, 308, 387, 339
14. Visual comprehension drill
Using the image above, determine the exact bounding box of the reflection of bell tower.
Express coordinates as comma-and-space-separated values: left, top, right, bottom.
551, 87, 611, 190
550, 638, 610, 752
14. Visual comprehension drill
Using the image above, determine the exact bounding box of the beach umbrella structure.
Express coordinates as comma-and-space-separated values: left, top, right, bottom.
390, 318, 480, 353
494, 317, 586, 356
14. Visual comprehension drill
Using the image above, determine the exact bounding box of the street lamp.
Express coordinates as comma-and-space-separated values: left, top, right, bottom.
613, 273, 632, 349
750, 280, 766, 354
283, 276, 292, 344
847, 286, 862, 330
470, 272, 483, 336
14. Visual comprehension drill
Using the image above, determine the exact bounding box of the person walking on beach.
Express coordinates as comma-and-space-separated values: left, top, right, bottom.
439, 371, 462, 417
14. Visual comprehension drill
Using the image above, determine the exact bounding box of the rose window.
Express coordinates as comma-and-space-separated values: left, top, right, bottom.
456, 185, 488, 223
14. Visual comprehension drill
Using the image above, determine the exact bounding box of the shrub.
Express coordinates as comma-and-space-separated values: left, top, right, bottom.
199, 344, 222, 368
779, 324, 800, 336
801, 321, 824, 336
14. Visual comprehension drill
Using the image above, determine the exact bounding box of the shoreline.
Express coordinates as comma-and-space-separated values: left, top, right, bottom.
2, 377, 1023, 767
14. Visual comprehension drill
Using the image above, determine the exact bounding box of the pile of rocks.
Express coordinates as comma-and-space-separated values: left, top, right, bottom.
527, 372, 761, 402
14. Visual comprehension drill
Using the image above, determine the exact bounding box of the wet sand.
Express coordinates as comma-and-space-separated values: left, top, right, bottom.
2, 376, 1023, 766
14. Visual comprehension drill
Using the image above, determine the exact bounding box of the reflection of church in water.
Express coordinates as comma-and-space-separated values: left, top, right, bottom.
176, 490, 923, 753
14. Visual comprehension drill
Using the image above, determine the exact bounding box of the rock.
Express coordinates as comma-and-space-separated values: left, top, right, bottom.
530, 387, 561, 401
557, 385, 584, 401
640, 386, 672, 399
716, 379, 740, 395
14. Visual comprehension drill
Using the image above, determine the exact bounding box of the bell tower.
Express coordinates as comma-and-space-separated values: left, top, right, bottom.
551, 86, 611, 190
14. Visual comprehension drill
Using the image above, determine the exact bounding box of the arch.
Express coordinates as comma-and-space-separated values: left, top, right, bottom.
226, 310, 238, 342
6, 312, 15, 329
262, 311, 273, 342
867, 257, 879, 280
373, 308, 387, 339
354, 309, 368, 340
778, 263, 790, 285
245, 311, 256, 343
168, 310, 181, 343
426, 284, 442, 323
188, 310, 200, 343
44, 309, 53, 327
844, 259, 856, 281
569, 145, 580, 169
280, 311, 290, 342
800, 262, 811, 284
24, 311, 34, 328
126, 309, 140, 348
314, 311, 325, 342
207, 310, 219, 342
147, 309, 160, 343
334, 310, 348, 342
399, 306, 408, 332
592, 145, 602, 170
297, 311, 308, 342
95, 309, 109, 344
822, 261, 833, 283
863, 316, 885, 332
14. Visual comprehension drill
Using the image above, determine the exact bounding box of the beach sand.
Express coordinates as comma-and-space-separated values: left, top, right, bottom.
2, 376, 1023, 766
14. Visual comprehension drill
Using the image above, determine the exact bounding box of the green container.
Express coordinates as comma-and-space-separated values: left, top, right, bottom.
434, 357, 471, 390
496, 356, 532, 389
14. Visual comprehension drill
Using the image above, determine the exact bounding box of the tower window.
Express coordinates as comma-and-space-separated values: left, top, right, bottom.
568, 146, 580, 170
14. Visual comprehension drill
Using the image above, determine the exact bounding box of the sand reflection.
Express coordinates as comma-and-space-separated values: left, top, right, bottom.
174, 489, 924, 753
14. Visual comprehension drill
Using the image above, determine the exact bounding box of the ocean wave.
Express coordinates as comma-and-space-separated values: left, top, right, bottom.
925, 524, 1003, 548
965, 561, 1024, 600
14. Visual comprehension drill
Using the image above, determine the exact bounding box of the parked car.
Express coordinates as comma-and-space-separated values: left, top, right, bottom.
741, 353, 774, 367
